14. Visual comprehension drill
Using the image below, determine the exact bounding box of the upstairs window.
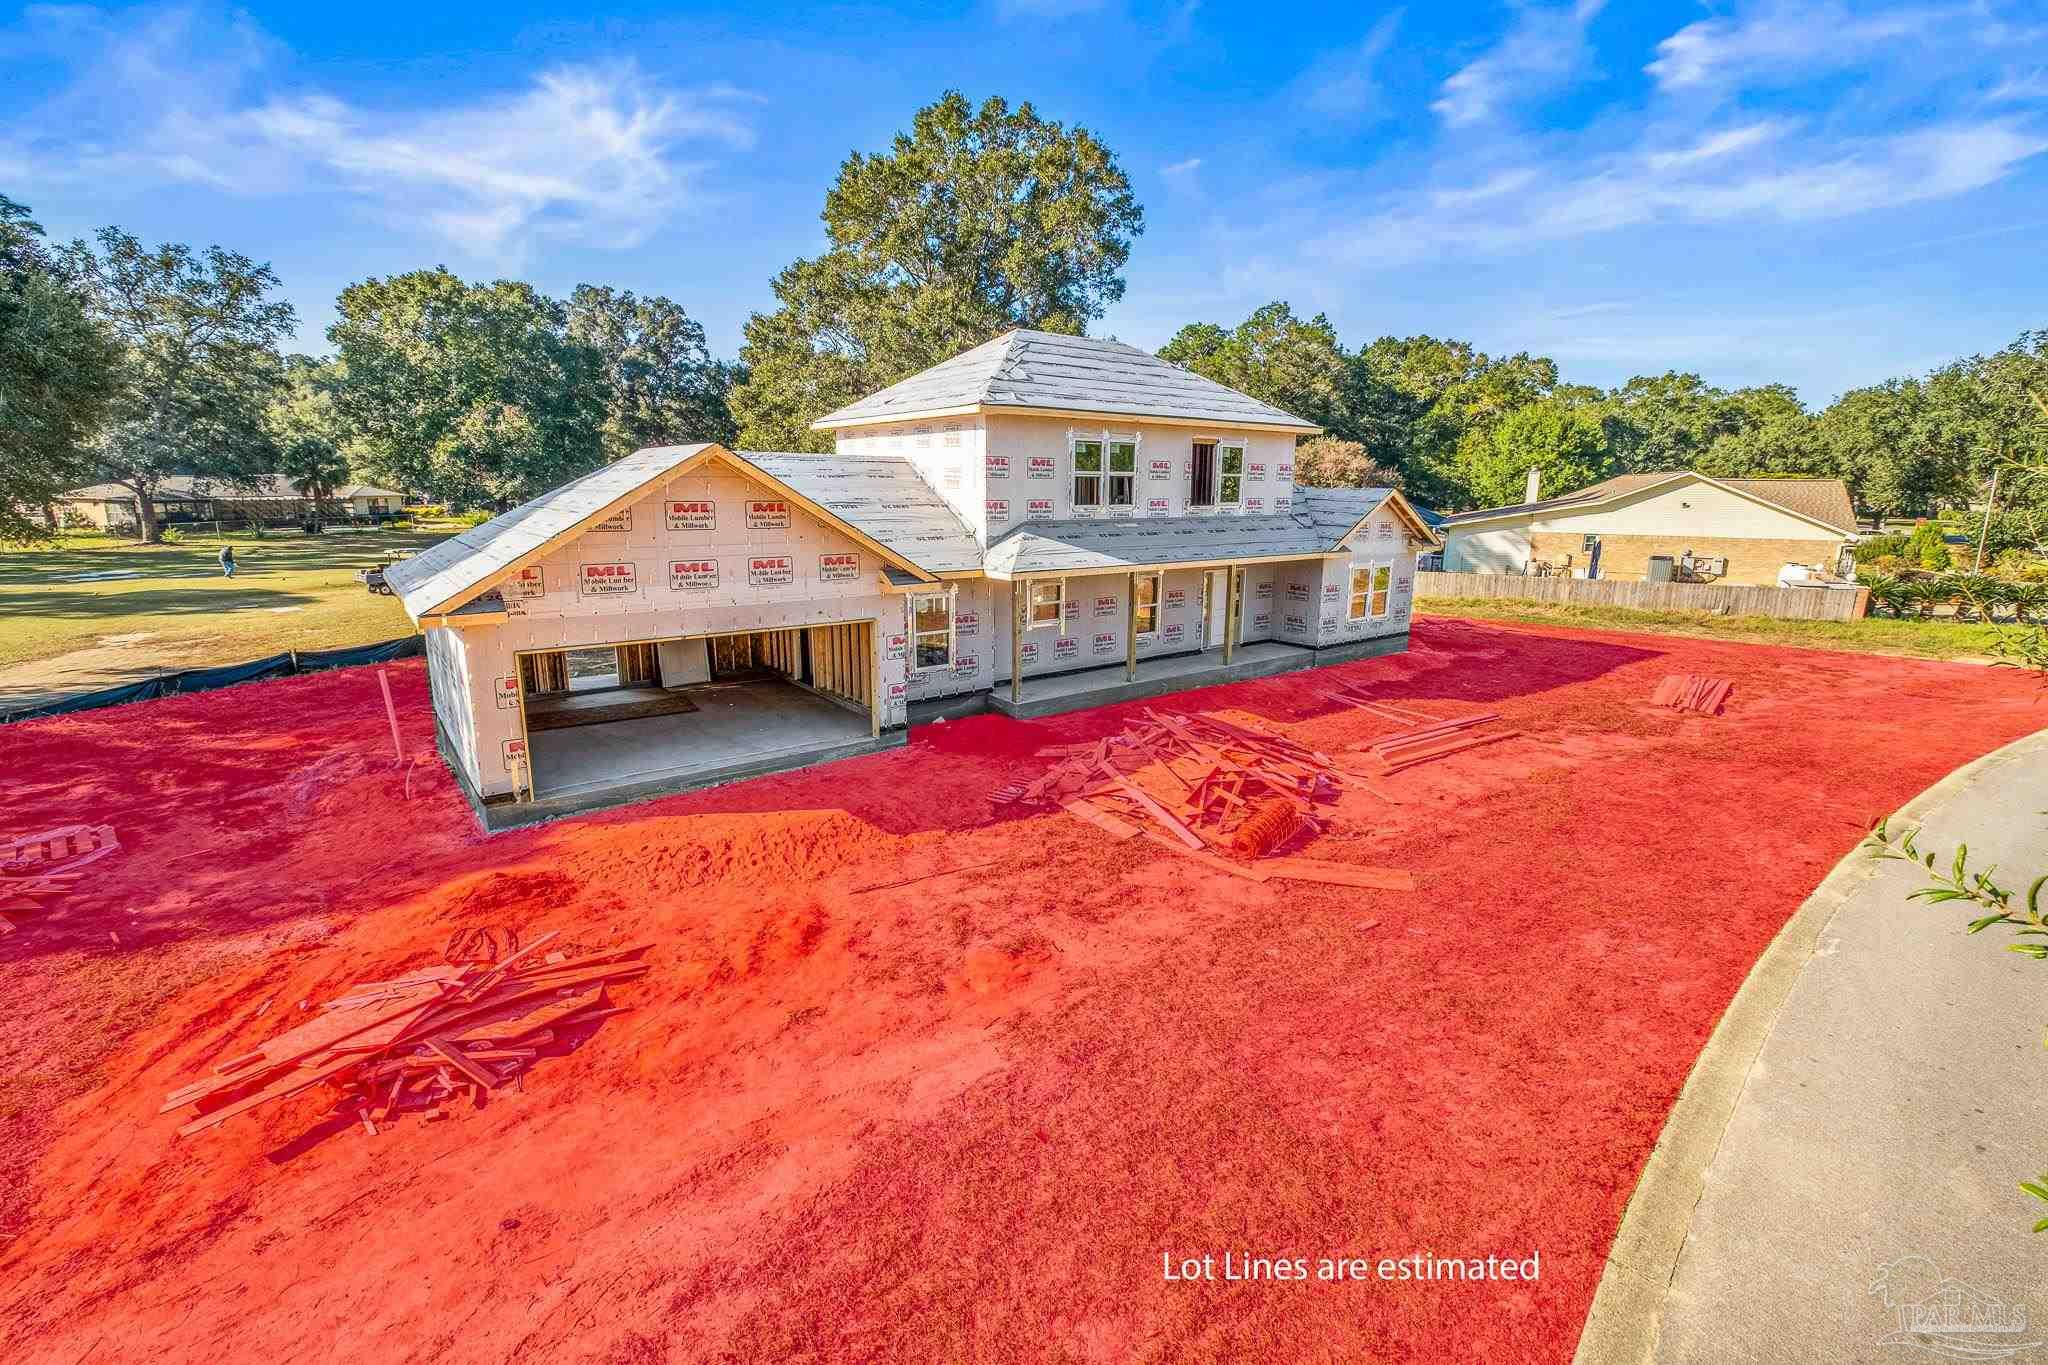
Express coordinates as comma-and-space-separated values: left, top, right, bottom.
1028, 579, 1064, 629
1073, 438, 1104, 508
1134, 572, 1161, 636
1190, 441, 1217, 506
1218, 444, 1245, 506
943, 424, 962, 448
912, 593, 954, 670
1107, 439, 1137, 508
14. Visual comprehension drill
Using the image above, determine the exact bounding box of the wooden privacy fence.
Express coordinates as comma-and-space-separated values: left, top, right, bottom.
1415, 571, 1869, 621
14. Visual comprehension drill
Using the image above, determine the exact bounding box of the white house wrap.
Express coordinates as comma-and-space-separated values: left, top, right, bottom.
386, 329, 1438, 829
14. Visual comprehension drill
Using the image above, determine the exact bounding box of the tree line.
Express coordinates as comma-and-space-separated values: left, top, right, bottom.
5, 90, 2043, 547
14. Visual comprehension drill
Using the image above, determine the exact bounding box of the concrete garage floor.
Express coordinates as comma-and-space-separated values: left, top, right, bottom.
528, 678, 872, 801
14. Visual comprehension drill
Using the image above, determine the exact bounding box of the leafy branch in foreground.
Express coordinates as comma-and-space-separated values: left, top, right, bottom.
1863, 818, 2048, 1227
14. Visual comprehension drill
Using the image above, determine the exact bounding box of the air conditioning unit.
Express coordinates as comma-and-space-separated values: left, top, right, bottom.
1646, 555, 1675, 584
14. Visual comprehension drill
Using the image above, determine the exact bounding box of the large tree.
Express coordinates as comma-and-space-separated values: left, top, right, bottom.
1158, 302, 1393, 448
59, 227, 292, 542
0, 196, 117, 541
329, 269, 607, 507
730, 92, 1143, 451
1815, 378, 1974, 519
567, 285, 736, 458
1455, 398, 1612, 507
265, 356, 354, 515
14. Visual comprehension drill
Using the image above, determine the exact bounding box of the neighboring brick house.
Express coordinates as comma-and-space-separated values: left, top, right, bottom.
386, 328, 1440, 829
1436, 472, 1858, 585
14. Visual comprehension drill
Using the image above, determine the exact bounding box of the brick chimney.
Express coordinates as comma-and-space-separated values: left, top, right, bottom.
1524, 467, 1542, 503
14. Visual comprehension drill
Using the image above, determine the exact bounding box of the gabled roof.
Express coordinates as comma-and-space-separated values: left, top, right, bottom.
384, 445, 975, 622
986, 515, 1332, 577
1295, 487, 1441, 546
384, 445, 719, 619
811, 329, 1320, 433
1440, 471, 1857, 535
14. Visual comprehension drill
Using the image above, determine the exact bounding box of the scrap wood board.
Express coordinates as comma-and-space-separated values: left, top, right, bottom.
162, 937, 650, 1140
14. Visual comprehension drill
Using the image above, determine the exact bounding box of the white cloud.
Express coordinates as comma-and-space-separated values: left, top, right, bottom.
1, 5, 758, 263
1313, 118, 2048, 267
1646, 2, 1940, 93
1290, 11, 1404, 121
1160, 157, 1203, 177
1433, 0, 1606, 128
1645, 120, 1791, 170
1988, 69, 2048, 102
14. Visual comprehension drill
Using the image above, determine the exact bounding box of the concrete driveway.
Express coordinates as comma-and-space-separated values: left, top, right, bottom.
1580, 728, 2048, 1365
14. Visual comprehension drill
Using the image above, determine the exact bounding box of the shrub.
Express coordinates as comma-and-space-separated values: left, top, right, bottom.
452, 509, 493, 528
1853, 533, 1908, 564
1905, 521, 1949, 570
1862, 574, 1910, 618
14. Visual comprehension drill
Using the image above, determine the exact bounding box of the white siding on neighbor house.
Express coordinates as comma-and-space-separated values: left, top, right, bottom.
1444, 526, 1533, 574
1533, 480, 1831, 538
441, 464, 914, 799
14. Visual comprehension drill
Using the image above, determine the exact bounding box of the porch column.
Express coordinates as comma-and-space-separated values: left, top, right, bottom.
1223, 564, 1242, 666
1125, 571, 1139, 682
1010, 577, 1025, 706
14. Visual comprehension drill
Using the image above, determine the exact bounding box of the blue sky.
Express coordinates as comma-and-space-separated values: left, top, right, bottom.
4, 0, 2045, 406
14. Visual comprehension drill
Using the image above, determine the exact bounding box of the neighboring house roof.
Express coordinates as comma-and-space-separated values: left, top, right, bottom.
986, 514, 1333, 577
1439, 471, 1858, 536
743, 453, 982, 576
811, 329, 1320, 433
384, 445, 970, 621
332, 484, 407, 500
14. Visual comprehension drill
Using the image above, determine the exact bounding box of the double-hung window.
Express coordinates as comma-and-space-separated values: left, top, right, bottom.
1350, 564, 1392, 620
1134, 572, 1161, 636
1106, 439, 1136, 508
912, 592, 955, 670
1072, 438, 1104, 509
1027, 579, 1064, 629
1218, 443, 1245, 506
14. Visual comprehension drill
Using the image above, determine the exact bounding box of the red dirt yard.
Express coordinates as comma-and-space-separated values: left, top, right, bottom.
0, 618, 2039, 1364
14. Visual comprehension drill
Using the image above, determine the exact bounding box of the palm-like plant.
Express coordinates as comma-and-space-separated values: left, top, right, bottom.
1863, 574, 1910, 618
2011, 581, 2048, 625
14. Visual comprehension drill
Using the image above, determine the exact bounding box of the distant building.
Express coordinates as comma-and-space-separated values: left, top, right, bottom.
53, 476, 410, 531
1436, 471, 1858, 586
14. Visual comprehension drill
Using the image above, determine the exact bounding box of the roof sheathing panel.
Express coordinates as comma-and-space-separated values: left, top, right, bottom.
742, 452, 983, 575
815, 329, 1316, 431
985, 514, 1332, 576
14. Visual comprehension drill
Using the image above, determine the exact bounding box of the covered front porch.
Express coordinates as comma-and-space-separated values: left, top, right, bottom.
989, 637, 1399, 720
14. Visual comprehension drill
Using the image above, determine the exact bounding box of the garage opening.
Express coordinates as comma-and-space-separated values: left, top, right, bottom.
519, 624, 878, 802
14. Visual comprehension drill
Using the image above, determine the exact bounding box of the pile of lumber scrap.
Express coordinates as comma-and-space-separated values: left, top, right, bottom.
0, 823, 120, 930
161, 932, 647, 1139
1330, 685, 1519, 774
991, 708, 1415, 890
1652, 674, 1733, 715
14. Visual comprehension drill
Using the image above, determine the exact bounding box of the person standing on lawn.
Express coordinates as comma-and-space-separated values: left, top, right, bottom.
218, 545, 236, 578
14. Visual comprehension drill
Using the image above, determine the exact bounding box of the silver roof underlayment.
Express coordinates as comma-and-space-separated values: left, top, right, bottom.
813, 330, 1320, 432
985, 514, 1336, 577
1295, 487, 1396, 539
743, 452, 982, 575
384, 444, 716, 618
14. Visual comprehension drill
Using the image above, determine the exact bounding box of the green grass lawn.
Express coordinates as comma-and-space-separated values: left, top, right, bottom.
1416, 595, 2019, 662
0, 528, 445, 673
